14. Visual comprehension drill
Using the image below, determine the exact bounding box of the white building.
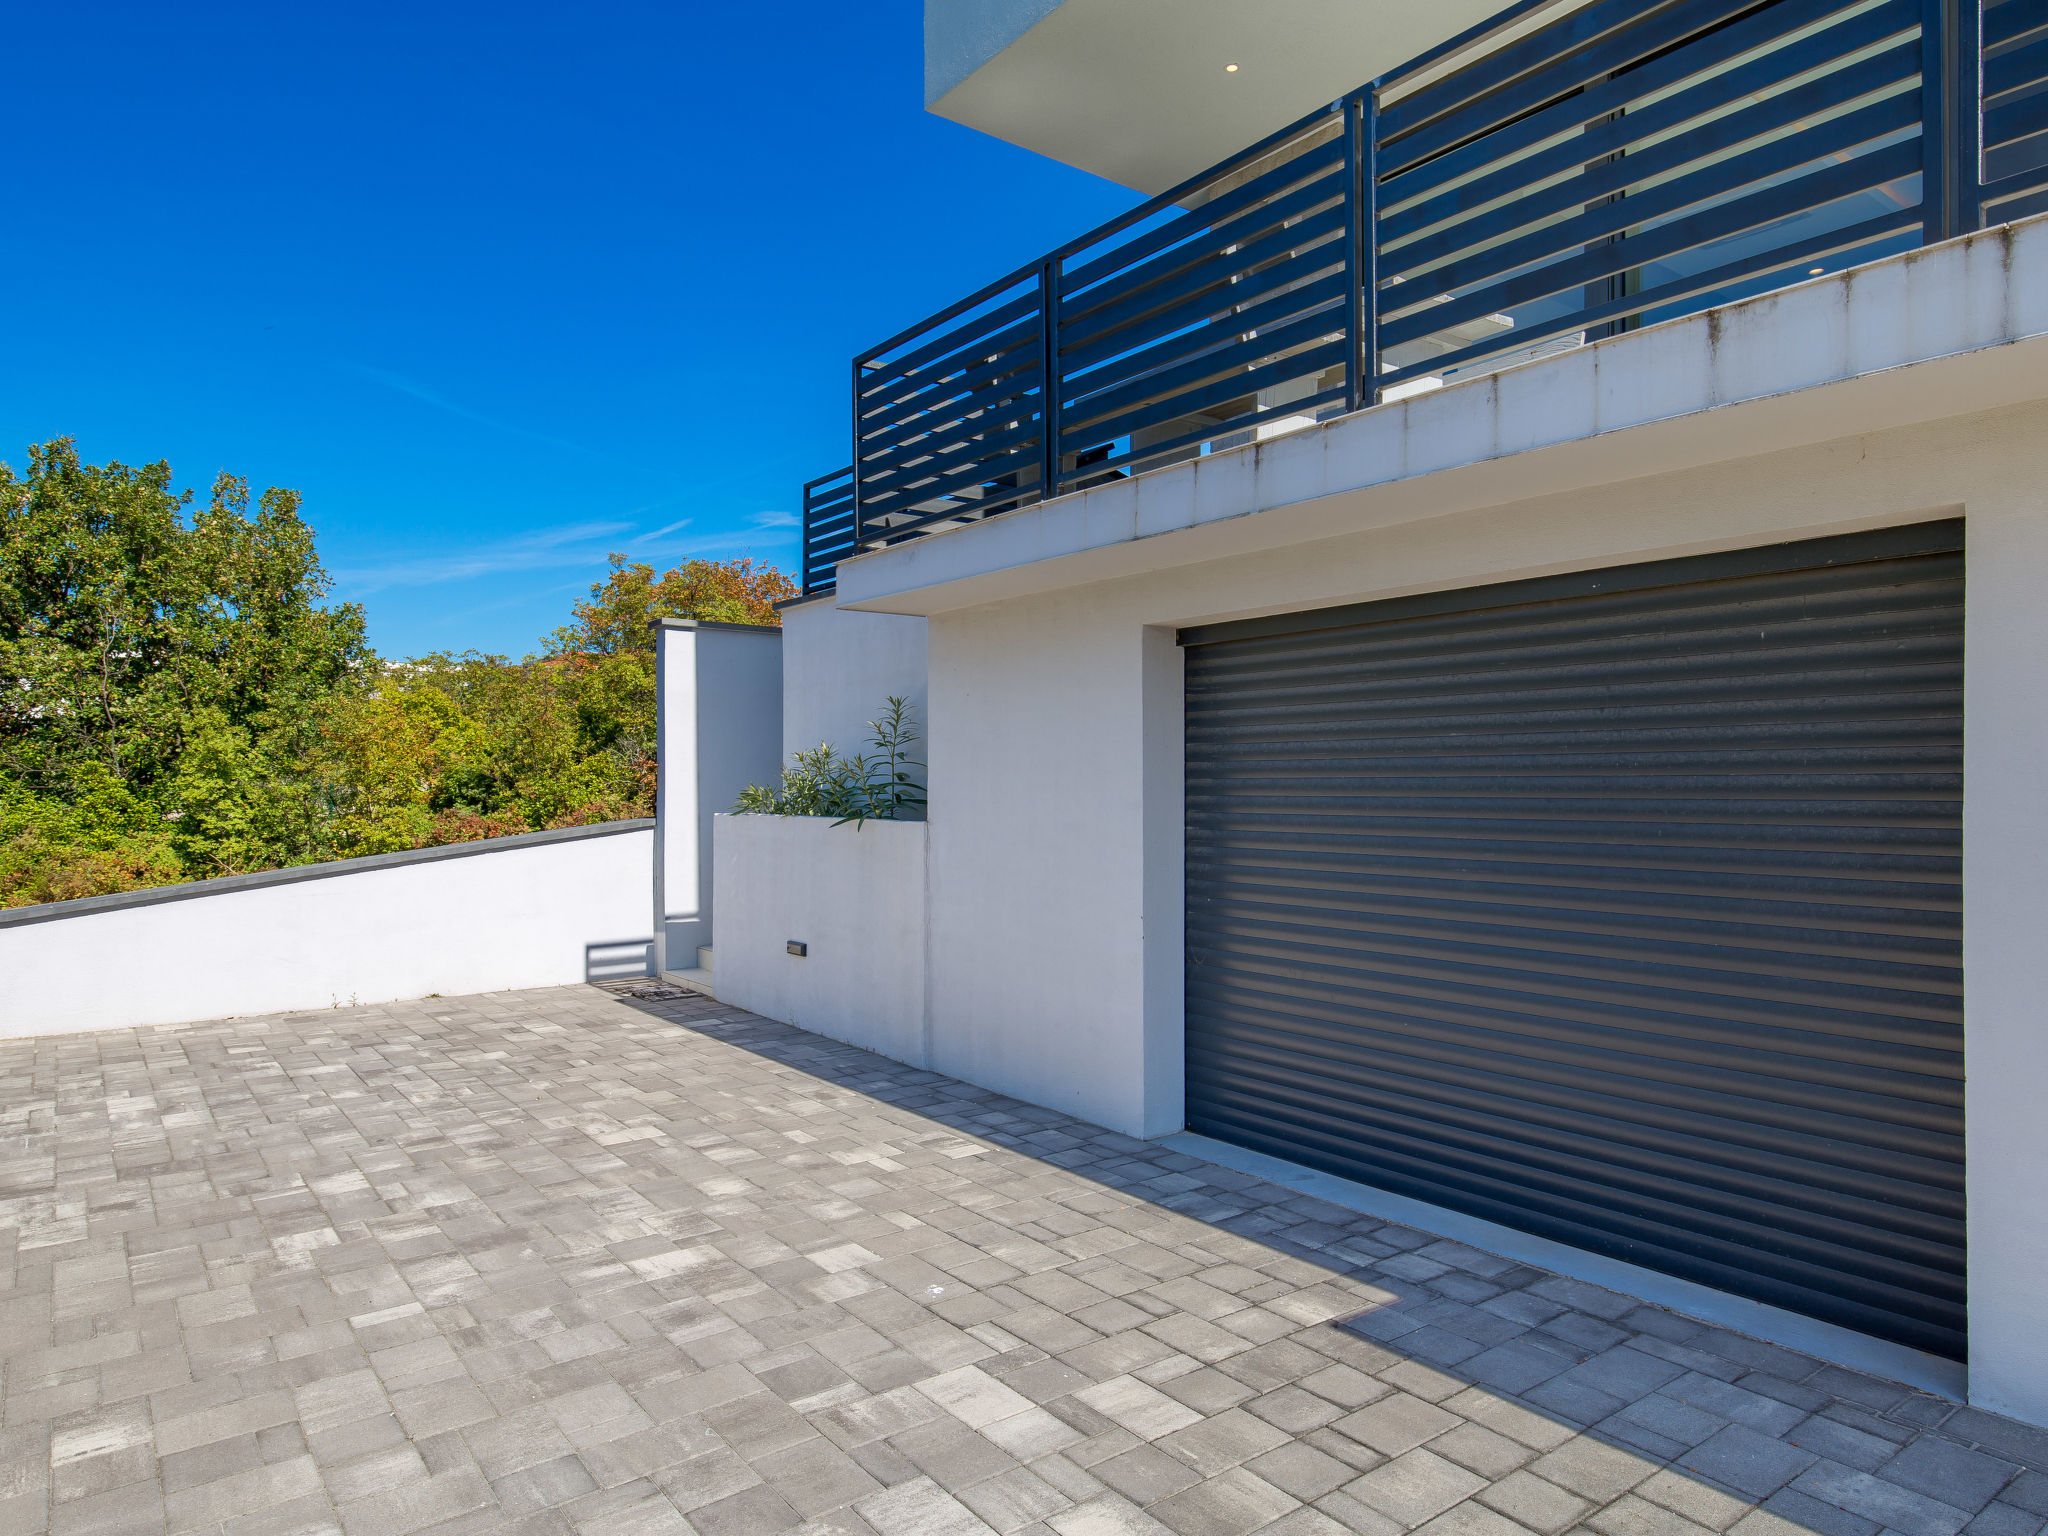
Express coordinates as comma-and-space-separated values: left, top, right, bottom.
723, 0, 2048, 1429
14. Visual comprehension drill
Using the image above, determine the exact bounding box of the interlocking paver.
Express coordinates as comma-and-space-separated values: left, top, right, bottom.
0, 982, 2042, 1536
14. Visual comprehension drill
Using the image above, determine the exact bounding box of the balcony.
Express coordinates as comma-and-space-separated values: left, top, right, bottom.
800, 0, 2048, 597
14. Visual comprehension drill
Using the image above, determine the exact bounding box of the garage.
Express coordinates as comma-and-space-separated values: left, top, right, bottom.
1181, 522, 1965, 1360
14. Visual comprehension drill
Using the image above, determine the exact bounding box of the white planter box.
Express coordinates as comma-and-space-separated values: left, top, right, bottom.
712, 812, 928, 1066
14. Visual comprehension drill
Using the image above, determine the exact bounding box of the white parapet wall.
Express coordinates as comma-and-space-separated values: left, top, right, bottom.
711, 812, 928, 1066
0, 820, 655, 1040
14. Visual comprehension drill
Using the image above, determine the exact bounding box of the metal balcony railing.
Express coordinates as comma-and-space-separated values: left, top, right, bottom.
801, 0, 2048, 596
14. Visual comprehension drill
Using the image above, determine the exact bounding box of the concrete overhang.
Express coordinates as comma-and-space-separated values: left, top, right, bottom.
833, 217, 2048, 620
927, 0, 1547, 194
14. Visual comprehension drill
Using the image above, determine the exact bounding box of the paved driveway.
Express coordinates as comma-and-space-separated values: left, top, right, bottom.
1, 985, 2044, 1536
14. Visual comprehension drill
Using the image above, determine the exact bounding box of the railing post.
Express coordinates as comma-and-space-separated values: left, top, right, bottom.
799, 477, 813, 594
1037, 259, 1061, 503
1921, 0, 1976, 242
1343, 90, 1380, 413
1953, 0, 1982, 234
849, 356, 865, 550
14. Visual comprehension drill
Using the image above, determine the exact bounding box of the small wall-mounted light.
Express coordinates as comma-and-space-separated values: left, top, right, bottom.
1809, 266, 1825, 274
1225, 62, 1240, 72
786, 940, 808, 957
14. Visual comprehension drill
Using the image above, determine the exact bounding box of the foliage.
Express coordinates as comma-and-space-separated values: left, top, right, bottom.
1, 438, 374, 886
733, 697, 925, 827
552, 552, 794, 655
0, 438, 792, 907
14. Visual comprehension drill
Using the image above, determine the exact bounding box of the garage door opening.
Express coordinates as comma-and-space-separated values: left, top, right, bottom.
1181, 521, 1964, 1360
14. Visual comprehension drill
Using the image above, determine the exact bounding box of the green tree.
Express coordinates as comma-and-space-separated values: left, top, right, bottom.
540, 553, 796, 819
0, 438, 373, 892
1, 438, 798, 907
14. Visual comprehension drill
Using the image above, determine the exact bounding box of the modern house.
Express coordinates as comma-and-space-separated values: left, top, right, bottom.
729, 0, 2048, 1430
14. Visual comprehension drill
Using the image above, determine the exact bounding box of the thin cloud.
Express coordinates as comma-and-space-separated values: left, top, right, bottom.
336, 519, 633, 593
339, 362, 619, 463
629, 518, 694, 545
749, 509, 800, 530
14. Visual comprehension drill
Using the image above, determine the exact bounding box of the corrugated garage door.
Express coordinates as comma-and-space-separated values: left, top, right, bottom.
1182, 522, 1964, 1360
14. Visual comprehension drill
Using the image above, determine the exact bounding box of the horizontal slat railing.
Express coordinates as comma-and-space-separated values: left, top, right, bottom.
1374, 0, 1931, 391
800, 467, 856, 596
1981, 0, 2048, 222
792, 0, 2047, 592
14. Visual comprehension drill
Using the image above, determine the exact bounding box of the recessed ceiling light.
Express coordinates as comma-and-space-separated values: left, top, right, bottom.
1225, 62, 1240, 72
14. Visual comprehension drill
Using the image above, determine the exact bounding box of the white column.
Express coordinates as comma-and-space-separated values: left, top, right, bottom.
653, 621, 784, 975
1963, 492, 2048, 1425
1140, 623, 1187, 1138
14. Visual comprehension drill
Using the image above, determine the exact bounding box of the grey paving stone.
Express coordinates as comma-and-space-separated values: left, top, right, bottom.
1754, 1485, 1882, 1536
1790, 1461, 1973, 1536
1143, 1466, 1297, 1536
0, 984, 2038, 1536
1881, 1440, 2021, 1515
956, 1466, 1074, 1533
1244, 1441, 1356, 1502
1092, 1444, 1204, 1506
1347, 1448, 1489, 1526
1965, 1502, 2048, 1536
2006, 1474, 2048, 1518
1461, 1340, 1582, 1395
1333, 1394, 1463, 1457
1939, 1413, 2048, 1471
1586, 1490, 1721, 1536
1476, 1470, 1594, 1535
1678, 1425, 1819, 1500
1791, 1416, 1907, 1474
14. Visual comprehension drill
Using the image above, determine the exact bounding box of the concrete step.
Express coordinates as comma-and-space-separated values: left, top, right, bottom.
663, 947, 716, 997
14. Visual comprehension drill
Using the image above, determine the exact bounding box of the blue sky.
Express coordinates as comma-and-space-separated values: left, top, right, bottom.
2, 2, 1138, 657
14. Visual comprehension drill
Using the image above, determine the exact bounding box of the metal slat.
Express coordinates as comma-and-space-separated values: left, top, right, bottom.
1061, 135, 1346, 295
1063, 343, 1348, 458
1182, 523, 1966, 1360
1058, 198, 1347, 355
1378, 20, 1920, 245
1373, 206, 1920, 390
1378, 0, 1890, 212
1060, 270, 1349, 388
1382, 56, 1922, 275
1059, 308, 1347, 438
1071, 387, 1350, 482
1378, 0, 1754, 165
1378, 137, 1923, 348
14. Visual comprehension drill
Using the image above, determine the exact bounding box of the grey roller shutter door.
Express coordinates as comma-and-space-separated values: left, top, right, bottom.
1181, 522, 1964, 1360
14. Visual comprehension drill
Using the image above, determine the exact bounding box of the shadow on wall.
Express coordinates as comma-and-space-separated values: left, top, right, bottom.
604, 985, 2048, 1536
585, 938, 656, 984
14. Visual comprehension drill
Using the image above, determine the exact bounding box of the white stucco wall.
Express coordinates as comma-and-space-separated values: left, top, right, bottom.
654, 621, 784, 968
1957, 489, 2048, 1425
711, 813, 929, 1066
780, 596, 928, 764
799, 223, 2048, 1417
910, 401, 2048, 1418
0, 823, 655, 1039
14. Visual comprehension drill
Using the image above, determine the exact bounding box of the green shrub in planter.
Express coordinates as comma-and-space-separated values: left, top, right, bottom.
732, 697, 925, 827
